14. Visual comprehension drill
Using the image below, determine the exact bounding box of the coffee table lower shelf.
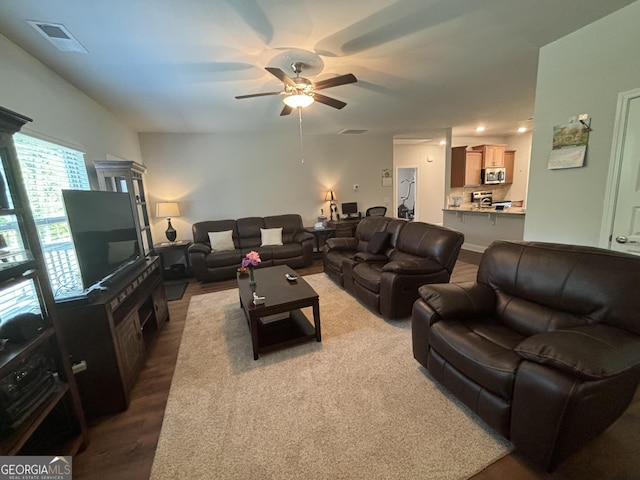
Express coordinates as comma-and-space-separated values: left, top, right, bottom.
256, 309, 317, 356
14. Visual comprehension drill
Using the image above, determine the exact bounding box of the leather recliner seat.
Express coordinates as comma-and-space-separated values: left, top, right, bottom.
324, 217, 464, 319
412, 240, 640, 470
189, 214, 314, 282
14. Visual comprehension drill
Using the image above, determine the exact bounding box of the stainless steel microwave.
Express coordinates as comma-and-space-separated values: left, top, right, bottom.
482, 167, 506, 184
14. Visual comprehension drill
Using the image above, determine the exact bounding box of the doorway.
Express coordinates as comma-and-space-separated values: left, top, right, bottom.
396, 167, 417, 220
602, 87, 640, 255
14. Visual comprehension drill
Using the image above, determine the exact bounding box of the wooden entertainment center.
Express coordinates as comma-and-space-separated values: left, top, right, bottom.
56, 256, 169, 420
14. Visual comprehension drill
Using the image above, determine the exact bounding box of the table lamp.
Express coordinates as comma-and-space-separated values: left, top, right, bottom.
156, 202, 180, 242
325, 190, 337, 221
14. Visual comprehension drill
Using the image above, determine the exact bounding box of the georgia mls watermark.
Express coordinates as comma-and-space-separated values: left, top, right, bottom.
0, 456, 71, 480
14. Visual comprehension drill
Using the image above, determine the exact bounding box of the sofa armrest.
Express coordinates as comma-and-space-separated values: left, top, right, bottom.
354, 251, 388, 263
293, 231, 314, 243
325, 237, 358, 251
515, 324, 640, 380
188, 242, 211, 255
417, 282, 495, 319
382, 258, 446, 275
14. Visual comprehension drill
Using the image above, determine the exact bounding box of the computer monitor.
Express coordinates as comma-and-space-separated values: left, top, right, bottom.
341, 202, 358, 217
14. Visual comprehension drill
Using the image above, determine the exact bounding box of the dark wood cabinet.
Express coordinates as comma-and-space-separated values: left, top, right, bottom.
56, 257, 169, 420
504, 150, 515, 184
94, 160, 154, 256
115, 310, 144, 390
327, 218, 361, 237
0, 106, 88, 455
451, 146, 483, 187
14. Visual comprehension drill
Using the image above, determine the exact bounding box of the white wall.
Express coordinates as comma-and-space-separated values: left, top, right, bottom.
0, 34, 142, 186
139, 132, 393, 242
525, 1, 640, 246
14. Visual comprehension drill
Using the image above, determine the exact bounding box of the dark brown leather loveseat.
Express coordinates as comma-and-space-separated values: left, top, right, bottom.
412, 240, 640, 470
188, 214, 314, 282
323, 216, 464, 318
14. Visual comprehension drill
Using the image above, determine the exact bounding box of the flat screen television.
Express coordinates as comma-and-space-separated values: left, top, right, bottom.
62, 190, 142, 291
341, 202, 358, 217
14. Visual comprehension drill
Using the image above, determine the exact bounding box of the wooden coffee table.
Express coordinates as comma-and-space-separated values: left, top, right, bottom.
238, 265, 321, 360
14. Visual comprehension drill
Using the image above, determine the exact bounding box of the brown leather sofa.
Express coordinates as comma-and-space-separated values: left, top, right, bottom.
188, 214, 314, 282
412, 240, 640, 470
323, 216, 464, 318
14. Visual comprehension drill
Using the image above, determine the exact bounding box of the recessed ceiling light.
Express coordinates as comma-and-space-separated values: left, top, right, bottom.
439, 140, 446, 145
518, 127, 527, 133
476, 126, 486, 132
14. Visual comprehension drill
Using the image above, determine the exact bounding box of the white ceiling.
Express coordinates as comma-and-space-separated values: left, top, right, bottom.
0, 0, 635, 138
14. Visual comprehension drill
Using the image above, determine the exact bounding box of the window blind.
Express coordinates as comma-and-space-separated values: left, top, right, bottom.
0, 134, 90, 316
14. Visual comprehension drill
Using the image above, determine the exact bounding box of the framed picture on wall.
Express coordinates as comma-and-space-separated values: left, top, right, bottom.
382, 168, 392, 187
548, 120, 590, 169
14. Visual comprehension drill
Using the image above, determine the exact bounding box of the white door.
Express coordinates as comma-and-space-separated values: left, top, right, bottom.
609, 92, 640, 255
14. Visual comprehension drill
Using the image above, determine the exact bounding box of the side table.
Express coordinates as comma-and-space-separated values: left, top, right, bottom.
153, 240, 192, 279
303, 227, 336, 255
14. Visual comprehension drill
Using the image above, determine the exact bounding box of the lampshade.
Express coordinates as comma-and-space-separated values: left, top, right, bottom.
324, 190, 336, 202
283, 94, 314, 108
156, 202, 180, 218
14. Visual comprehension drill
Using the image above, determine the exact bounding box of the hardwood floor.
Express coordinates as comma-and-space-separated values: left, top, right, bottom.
72, 251, 639, 479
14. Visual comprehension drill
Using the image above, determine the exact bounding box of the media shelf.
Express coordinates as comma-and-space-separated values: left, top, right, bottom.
56, 256, 169, 420
0, 105, 88, 455
0, 327, 54, 372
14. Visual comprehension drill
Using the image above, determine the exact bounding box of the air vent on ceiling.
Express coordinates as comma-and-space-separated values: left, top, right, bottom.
339, 129, 368, 135
27, 21, 88, 53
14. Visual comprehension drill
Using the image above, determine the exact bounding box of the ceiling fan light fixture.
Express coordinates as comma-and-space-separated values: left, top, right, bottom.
283, 94, 314, 108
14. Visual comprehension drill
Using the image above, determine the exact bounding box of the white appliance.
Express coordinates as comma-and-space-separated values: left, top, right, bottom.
482, 167, 506, 184
472, 191, 493, 208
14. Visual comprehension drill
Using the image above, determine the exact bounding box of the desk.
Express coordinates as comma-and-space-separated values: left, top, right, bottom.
327, 218, 362, 237
153, 240, 192, 279
304, 227, 336, 254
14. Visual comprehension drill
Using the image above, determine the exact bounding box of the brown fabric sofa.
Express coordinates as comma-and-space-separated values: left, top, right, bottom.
412, 240, 640, 470
323, 216, 464, 318
188, 214, 314, 282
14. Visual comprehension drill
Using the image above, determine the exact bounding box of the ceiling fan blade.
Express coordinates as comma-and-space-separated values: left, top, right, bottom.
313, 93, 347, 109
280, 104, 293, 116
265, 67, 296, 87
235, 91, 282, 99
314, 73, 357, 91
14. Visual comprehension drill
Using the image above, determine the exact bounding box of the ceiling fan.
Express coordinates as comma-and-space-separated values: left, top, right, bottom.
235, 62, 357, 116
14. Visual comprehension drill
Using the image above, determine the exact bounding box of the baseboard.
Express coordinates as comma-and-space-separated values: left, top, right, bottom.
461, 243, 488, 253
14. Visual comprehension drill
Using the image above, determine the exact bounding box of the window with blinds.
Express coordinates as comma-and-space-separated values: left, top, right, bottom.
0, 134, 90, 312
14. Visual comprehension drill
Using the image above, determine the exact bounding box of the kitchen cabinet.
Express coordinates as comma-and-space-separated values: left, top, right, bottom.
451, 146, 483, 187
504, 150, 515, 184
472, 144, 506, 167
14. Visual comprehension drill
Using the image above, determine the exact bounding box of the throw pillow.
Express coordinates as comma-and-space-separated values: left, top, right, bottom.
367, 231, 391, 255
261, 227, 283, 246
208, 230, 235, 252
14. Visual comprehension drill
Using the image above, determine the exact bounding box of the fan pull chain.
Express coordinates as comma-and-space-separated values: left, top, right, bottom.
298, 107, 305, 164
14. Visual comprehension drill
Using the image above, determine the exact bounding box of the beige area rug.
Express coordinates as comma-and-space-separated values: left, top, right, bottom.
150, 274, 512, 480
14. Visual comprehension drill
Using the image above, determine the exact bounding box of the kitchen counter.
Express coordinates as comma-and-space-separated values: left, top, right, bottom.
443, 204, 525, 215
443, 205, 525, 252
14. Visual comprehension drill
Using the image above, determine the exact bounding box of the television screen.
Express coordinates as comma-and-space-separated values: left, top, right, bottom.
62, 190, 141, 291
341, 202, 358, 216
